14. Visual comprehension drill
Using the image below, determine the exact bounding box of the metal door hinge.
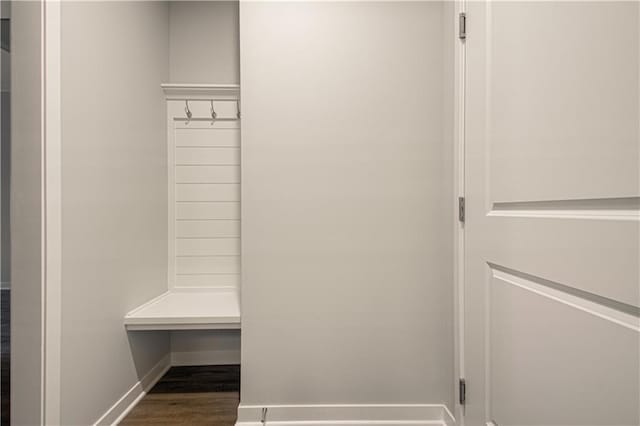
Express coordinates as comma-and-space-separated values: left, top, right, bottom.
459, 12, 467, 40
458, 196, 465, 223
459, 378, 466, 405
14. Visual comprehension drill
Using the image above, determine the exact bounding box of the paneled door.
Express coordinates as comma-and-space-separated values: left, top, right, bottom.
464, 2, 639, 425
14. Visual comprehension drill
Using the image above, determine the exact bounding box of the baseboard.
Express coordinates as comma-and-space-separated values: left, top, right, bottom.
93, 353, 171, 426
171, 349, 241, 366
236, 404, 456, 426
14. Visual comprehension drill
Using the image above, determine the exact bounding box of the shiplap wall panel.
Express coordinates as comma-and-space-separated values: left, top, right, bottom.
169, 101, 241, 289
175, 147, 240, 165
176, 202, 240, 220
175, 274, 240, 288
176, 238, 240, 256
175, 219, 240, 239
176, 256, 240, 274
176, 183, 240, 201
175, 128, 240, 147
175, 165, 240, 183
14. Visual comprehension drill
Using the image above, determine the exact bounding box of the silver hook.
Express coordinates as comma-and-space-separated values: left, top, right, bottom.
210, 100, 217, 123
236, 99, 241, 119
184, 100, 192, 123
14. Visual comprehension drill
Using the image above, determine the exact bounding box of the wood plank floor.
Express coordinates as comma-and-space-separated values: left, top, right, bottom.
121, 365, 240, 426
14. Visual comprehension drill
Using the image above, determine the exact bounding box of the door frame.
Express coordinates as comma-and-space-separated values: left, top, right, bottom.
453, 0, 467, 424
10, 1, 62, 424
43, 0, 62, 424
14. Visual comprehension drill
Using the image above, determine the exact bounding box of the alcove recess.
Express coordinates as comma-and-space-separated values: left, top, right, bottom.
125, 84, 241, 331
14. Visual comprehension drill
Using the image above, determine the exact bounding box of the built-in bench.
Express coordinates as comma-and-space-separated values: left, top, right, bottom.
124, 289, 240, 331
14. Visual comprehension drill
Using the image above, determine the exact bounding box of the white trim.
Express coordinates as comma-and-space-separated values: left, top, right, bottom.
487, 208, 639, 221
491, 267, 640, 332
128, 323, 240, 331
43, 1, 62, 425
93, 354, 171, 426
161, 83, 240, 100
236, 404, 456, 426
167, 98, 175, 289
40, 1, 47, 422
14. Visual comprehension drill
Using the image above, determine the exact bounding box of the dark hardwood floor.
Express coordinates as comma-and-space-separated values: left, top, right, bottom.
121, 365, 240, 426
1, 289, 9, 426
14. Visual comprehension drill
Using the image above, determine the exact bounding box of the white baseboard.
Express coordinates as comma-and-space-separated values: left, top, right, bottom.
93, 354, 171, 426
171, 349, 241, 366
236, 404, 456, 426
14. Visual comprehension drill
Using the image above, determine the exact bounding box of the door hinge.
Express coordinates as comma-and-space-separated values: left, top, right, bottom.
459, 12, 467, 40
459, 378, 466, 405
458, 196, 465, 223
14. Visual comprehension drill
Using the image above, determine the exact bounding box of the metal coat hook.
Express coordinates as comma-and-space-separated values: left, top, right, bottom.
210, 100, 218, 124
184, 100, 192, 123
236, 99, 241, 119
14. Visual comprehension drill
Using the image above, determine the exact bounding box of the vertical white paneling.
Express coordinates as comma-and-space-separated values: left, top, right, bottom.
167, 101, 241, 290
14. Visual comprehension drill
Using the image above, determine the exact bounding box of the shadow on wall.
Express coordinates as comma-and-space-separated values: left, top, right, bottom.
126, 330, 170, 382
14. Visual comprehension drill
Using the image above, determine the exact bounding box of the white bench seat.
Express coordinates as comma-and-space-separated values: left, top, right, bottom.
124, 289, 240, 331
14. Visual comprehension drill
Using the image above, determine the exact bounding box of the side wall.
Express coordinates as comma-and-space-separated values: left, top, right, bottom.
60, 3, 170, 424
10, 1, 43, 424
240, 1, 454, 410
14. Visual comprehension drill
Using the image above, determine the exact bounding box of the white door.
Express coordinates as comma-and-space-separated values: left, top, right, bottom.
464, 2, 639, 425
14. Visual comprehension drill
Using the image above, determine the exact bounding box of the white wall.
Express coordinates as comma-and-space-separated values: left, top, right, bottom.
171, 330, 241, 366
169, 1, 239, 84
60, 2, 170, 424
240, 1, 454, 410
10, 1, 43, 423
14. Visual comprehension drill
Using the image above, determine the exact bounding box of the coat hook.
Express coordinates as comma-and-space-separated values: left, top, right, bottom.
184, 100, 192, 123
236, 99, 241, 119
210, 100, 218, 123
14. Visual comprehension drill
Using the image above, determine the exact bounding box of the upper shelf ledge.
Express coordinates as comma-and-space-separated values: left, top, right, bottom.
161, 83, 240, 100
